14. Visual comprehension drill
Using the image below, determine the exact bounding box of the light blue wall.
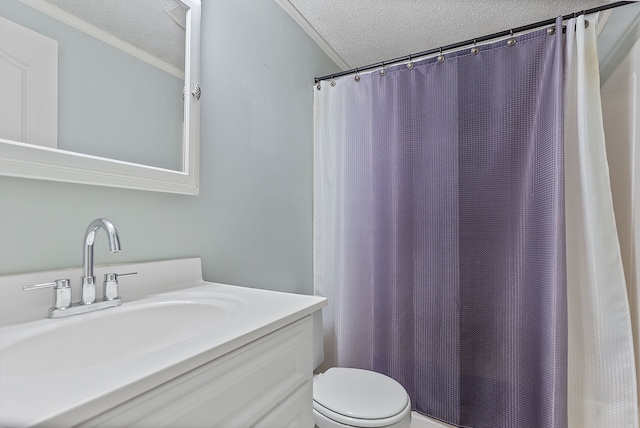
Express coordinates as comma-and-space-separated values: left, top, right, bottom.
0, 1, 339, 296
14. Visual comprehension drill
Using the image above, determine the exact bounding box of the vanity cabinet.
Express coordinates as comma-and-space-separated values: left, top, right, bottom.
79, 317, 314, 428
0, 259, 326, 427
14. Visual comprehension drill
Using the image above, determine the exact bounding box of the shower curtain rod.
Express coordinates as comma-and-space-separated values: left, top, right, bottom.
314, 1, 635, 84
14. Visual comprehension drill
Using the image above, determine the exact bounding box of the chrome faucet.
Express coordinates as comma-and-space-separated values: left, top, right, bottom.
81, 218, 121, 305
23, 218, 137, 318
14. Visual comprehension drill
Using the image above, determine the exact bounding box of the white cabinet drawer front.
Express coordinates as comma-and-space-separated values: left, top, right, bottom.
82, 316, 313, 427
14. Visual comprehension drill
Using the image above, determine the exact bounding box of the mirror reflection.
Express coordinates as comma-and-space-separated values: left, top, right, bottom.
0, 0, 187, 172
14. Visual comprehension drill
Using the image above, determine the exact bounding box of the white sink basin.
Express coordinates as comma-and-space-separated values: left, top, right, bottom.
0, 292, 246, 377
0, 258, 326, 428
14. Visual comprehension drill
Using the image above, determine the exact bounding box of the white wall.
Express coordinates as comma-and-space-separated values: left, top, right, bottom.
0, 0, 339, 296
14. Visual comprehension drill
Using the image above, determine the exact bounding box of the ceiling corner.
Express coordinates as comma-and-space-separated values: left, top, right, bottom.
273, 0, 350, 70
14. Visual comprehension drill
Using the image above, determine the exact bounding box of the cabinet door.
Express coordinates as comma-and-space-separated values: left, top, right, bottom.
81, 316, 313, 427
253, 382, 313, 428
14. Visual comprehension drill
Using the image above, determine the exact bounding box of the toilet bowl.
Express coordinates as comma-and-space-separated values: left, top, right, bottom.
312, 313, 412, 428
313, 367, 412, 428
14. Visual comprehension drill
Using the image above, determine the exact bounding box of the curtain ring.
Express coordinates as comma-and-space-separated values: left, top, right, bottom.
507, 29, 516, 46
437, 47, 445, 63
581, 10, 589, 28
380, 62, 387, 76
471, 38, 479, 55
354, 68, 361, 82
407, 54, 414, 69
330, 75, 336, 87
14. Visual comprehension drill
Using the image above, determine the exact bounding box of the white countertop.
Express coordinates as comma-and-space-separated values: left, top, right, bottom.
0, 259, 326, 427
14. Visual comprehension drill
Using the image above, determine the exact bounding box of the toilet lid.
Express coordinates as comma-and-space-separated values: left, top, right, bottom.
313, 368, 409, 421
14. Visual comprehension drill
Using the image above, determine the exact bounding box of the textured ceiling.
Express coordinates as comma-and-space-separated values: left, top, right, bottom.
42, 0, 185, 70
282, 0, 618, 69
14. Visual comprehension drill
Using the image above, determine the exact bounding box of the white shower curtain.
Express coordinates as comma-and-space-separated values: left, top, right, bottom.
564, 14, 637, 427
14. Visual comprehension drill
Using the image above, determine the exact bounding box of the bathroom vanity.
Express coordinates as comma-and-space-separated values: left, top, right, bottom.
0, 258, 326, 427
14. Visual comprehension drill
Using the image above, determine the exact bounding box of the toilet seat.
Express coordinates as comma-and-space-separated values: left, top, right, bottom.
313, 368, 411, 428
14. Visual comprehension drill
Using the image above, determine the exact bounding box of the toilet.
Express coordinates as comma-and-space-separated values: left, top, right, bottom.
312, 313, 412, 428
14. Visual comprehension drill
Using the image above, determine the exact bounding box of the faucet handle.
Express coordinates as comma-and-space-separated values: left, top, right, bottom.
103, 272, 137, 301
23, 279, 72, 310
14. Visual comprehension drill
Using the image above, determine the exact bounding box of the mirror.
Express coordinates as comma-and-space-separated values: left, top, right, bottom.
0, 0, 200, 194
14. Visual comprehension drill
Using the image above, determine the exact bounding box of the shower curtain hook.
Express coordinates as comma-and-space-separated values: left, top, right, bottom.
471, 38, 479, 55
380, 61, 387, 76
582, 10, 591, 27
407, 54, 414, 69
354, 68, 361, 82
437, 47, 445, 63
507, 29, 516, 46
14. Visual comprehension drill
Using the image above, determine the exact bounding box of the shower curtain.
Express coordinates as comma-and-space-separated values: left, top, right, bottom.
314, 19, 566, 428
314, 14, 638, 428
564, 15, 638, 428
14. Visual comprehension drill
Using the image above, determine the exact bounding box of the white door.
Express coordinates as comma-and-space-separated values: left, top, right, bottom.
0, 15, 57, 148
602, 37, 640, 404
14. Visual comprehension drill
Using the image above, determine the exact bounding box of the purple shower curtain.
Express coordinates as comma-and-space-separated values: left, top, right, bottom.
314, 20, 566, 428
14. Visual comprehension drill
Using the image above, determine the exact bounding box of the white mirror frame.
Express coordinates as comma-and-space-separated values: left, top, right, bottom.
0, 0, 201, 195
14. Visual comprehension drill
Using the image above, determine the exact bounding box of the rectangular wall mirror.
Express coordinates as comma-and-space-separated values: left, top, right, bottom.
0, 0, 201, 195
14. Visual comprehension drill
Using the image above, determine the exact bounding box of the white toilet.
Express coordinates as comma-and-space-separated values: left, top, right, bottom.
312, 313, 412, 428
